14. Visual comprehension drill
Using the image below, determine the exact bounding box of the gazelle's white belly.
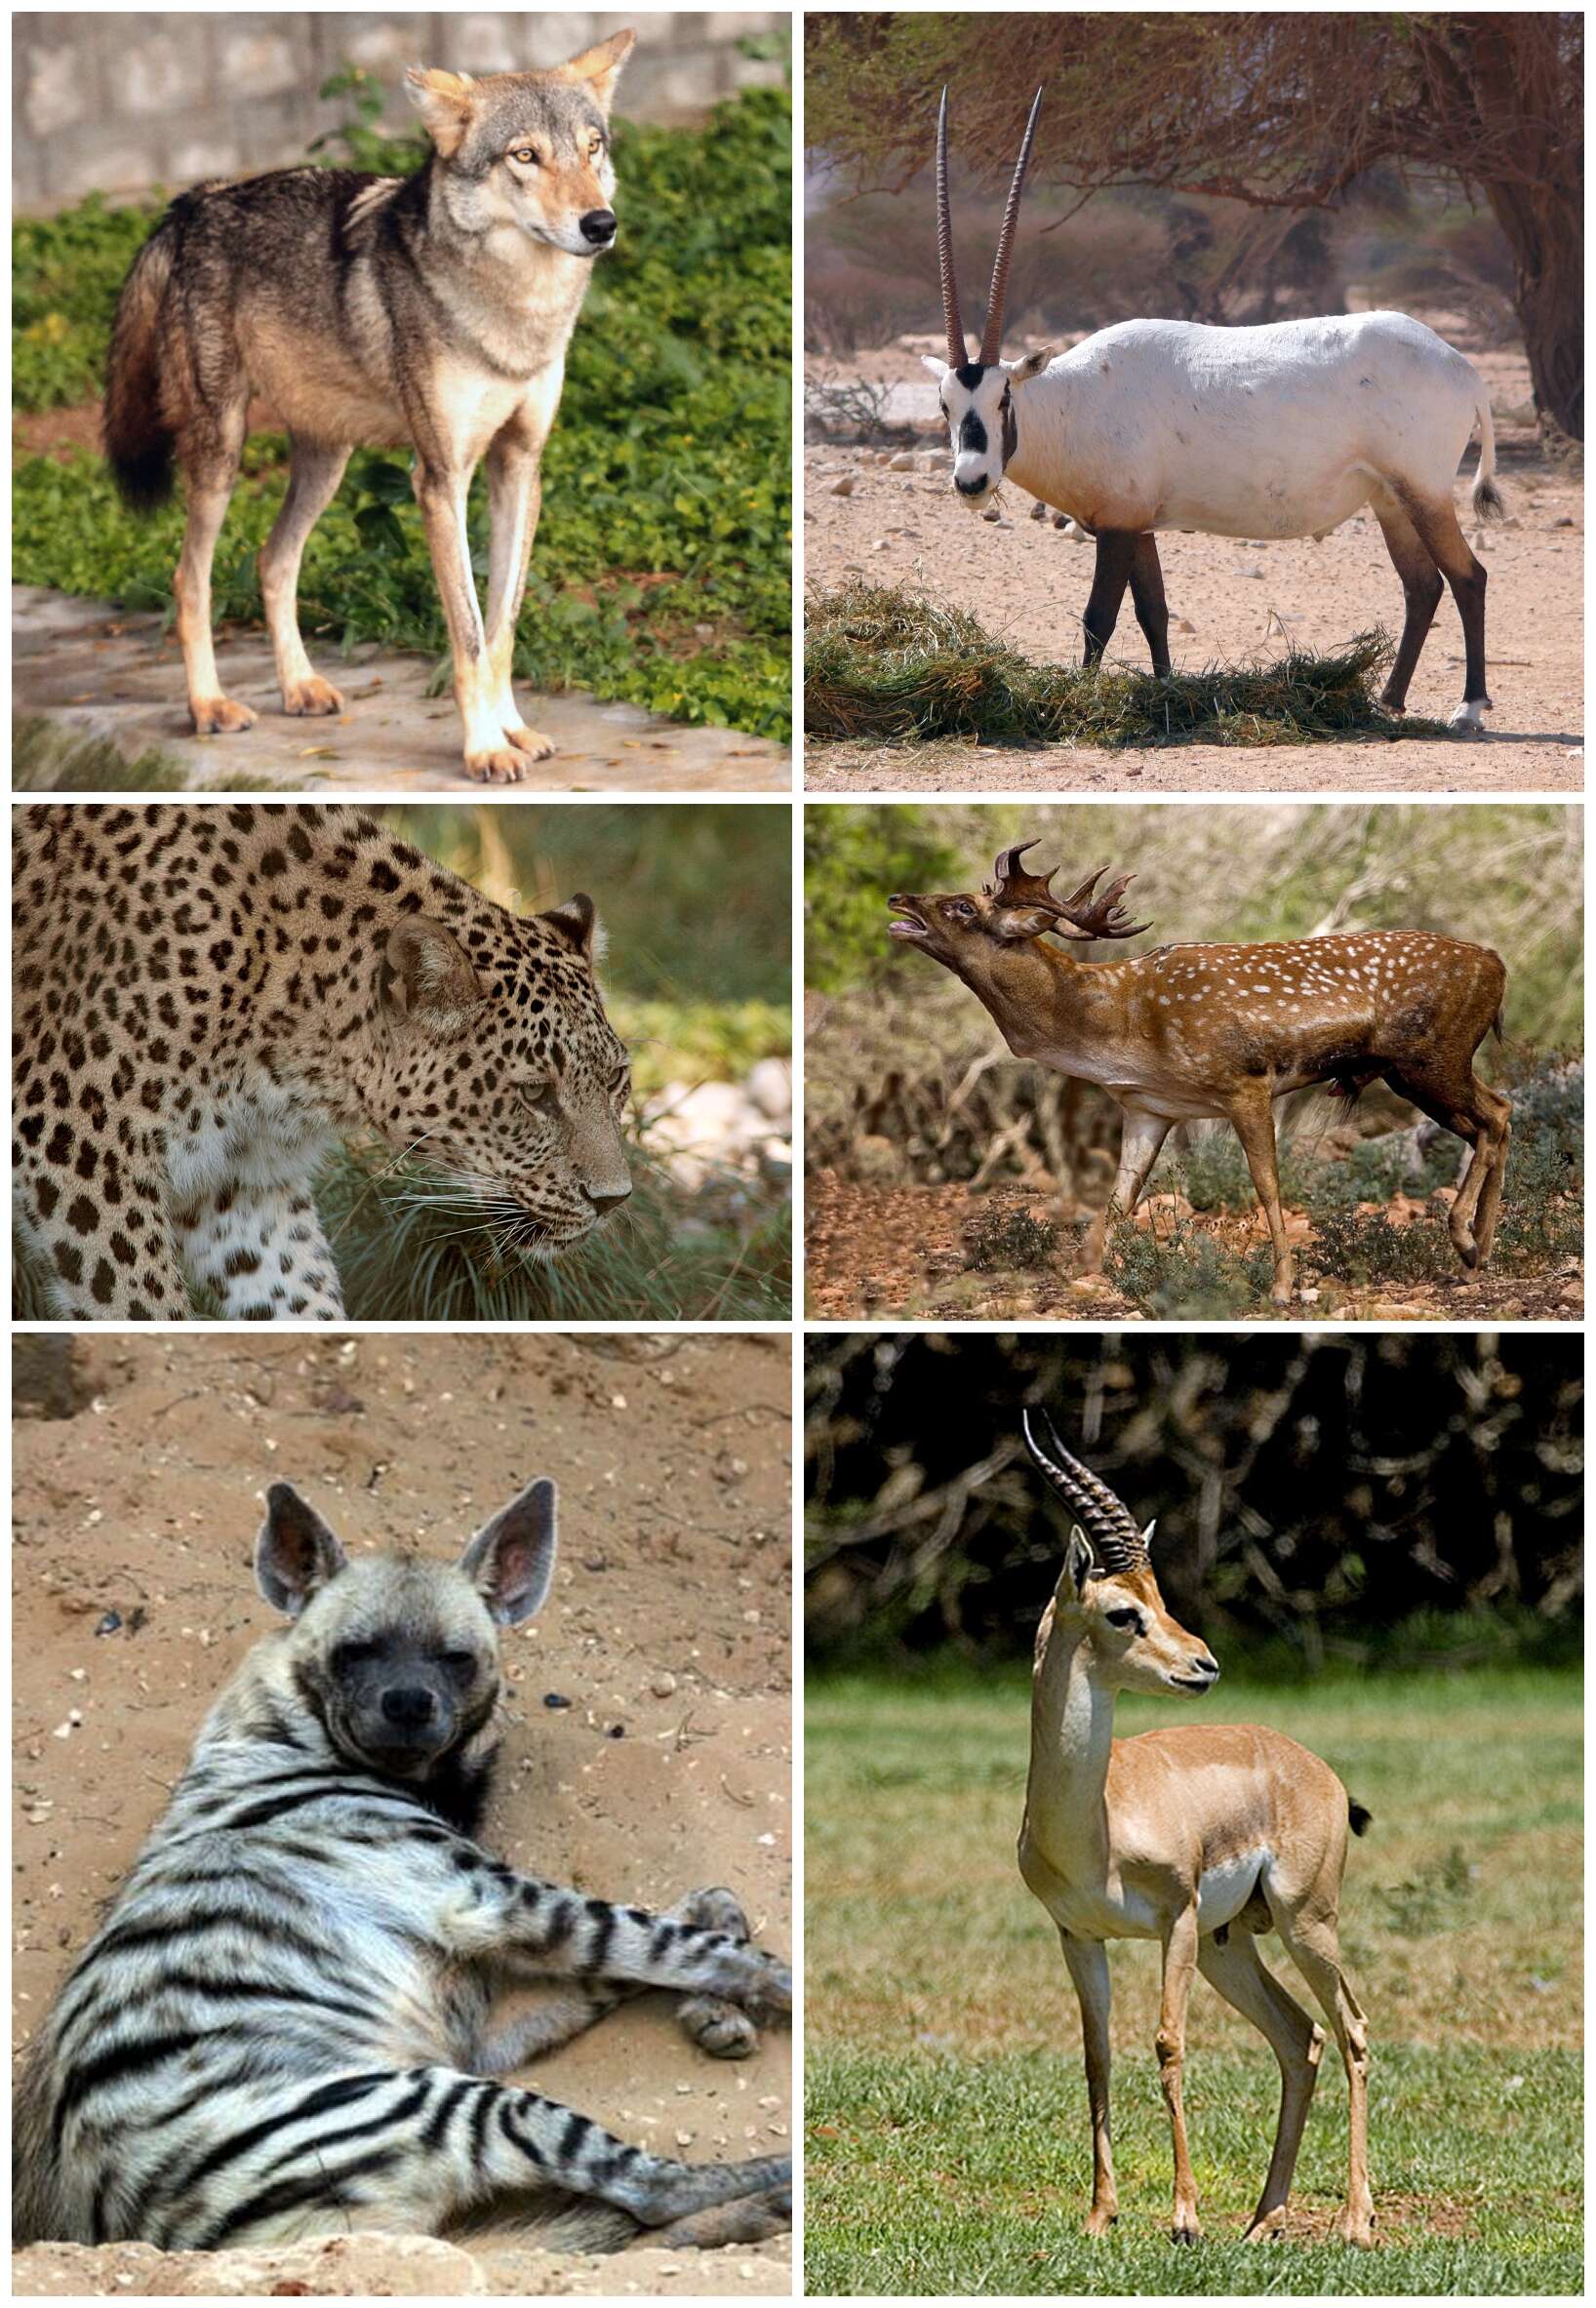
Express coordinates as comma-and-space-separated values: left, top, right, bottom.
1026, 1845, 1272, 1942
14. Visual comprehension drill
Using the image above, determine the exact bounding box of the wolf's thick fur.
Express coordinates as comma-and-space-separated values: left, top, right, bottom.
13, 1478, 791, 2251
102, 32, 634, 783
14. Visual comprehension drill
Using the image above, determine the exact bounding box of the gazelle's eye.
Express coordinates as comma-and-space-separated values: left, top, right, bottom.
1104, 1607, 1142, 1631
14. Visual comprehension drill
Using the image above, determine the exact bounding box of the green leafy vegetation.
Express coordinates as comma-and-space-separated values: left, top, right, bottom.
805, 583, 1454, 747
963, 1206, 1060, 1273
805, 805, 964, 992
13, 85, 791, 739
807, 1666, 1581, 2294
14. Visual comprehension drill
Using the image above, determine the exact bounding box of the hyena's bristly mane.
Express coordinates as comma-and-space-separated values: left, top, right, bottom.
13, 1486, 792, 2255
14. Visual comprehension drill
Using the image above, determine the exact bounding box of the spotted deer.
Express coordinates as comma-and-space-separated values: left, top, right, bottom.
1017, 1411, 1375, 2247
887, 839, 1510, 1301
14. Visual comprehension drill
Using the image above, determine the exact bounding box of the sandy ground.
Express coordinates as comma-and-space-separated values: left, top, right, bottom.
804, 1172, 1582, 1324
13, 585, 789, 794
12, 1332, 791, 2297
803, 331, 1583, 792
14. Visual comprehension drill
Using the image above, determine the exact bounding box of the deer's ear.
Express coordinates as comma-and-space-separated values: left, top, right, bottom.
990, 903, 1057, 943
1063, 1528, 1096, 1597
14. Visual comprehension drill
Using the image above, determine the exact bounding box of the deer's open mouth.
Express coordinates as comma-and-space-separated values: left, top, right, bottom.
887, 895, 929, 941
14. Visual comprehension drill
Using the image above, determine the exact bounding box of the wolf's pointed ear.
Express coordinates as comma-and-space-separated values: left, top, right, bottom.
405, 65, 477, 157
556, 28, 635, 114
381, 917, 484, 1030
460, 1478, 558, 1626
258, 1485, 346, 1617
539, 893, 600, 962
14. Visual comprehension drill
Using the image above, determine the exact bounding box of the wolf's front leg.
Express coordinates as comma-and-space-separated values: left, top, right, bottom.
448, 1870, 791, 2019
413, 457, 528, 785
482, 374, 563, 770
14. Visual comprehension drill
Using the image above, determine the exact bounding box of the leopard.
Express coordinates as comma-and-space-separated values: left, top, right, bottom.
13, 803, 633, 1321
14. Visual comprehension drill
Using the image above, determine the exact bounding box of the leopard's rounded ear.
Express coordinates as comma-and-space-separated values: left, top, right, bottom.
539, 893, 598, 961
381, 917, 483, 1028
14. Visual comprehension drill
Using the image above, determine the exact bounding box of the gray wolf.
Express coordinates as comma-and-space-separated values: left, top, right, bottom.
13, 803, 633, 1321
102, 32, 634, 783
13, 1475, 792, 2248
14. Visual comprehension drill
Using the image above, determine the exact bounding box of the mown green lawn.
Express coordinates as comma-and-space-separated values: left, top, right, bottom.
805, 1667, 1582, 2294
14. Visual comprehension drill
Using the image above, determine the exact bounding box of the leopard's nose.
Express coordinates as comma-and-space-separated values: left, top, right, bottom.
585, 1184, 631, 1216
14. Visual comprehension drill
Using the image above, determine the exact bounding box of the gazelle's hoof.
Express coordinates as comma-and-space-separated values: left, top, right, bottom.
190, 696, 257, 736
1334, 2209, 1377, 2248
1243, 2208, 1287, 2243
1171, 2214, 1203, 2246
1083, 2207, 1117, 2239
283, 675, 345, 717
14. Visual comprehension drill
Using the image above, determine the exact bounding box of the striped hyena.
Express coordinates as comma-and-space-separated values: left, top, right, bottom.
13, 1477, 791, 2252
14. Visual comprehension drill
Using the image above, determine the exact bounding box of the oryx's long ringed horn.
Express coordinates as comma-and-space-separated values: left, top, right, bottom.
935, 87, 967, 369
1020, 1407, 1149, 1572
979, 86, 1043, 366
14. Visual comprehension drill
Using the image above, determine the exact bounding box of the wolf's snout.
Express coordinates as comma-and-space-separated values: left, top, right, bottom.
579, 208, 618, 247
381, 1684, 438, 1730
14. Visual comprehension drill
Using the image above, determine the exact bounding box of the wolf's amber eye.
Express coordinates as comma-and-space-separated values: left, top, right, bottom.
510, 145, 539, 167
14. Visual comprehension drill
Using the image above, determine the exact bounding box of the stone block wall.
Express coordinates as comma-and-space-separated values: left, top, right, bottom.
14, 11, 787, 210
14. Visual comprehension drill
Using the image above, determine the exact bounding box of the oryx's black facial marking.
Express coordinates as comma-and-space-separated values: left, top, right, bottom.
1001, 382, 1017, 465
960, 410, 988, 456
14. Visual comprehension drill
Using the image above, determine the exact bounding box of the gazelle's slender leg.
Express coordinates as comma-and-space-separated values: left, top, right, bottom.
1224, 1087, 1294, 1303
1157, 1903, 1202, 2243
1059, 1930, 1117, 2237
1197, 1930, 1324, 2240
1081, 1107, 1170, 1273
1268, 1910, 1375, 2247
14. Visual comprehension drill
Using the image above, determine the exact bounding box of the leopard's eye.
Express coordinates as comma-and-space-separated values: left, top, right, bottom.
519, 1083, 557, 1116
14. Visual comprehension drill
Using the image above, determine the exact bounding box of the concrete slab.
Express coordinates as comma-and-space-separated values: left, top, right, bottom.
13, 586, 791, 793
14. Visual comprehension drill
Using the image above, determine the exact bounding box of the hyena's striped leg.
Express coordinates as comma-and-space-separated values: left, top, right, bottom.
450, 1872, 791, 2020
478, 1890, 764, 2073
259, 436, 351, 717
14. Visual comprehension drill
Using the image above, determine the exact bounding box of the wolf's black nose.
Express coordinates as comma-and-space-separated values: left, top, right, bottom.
381, 1686, 436, 1728
579, 208, 617, 247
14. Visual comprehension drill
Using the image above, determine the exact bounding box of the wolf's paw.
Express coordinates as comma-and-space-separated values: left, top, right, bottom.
502, 723, 556, 763
464, 748, 530, 784
191, 696, 258, 736
283, 676, 344, 717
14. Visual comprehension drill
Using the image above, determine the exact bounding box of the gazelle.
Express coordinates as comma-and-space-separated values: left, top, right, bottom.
925, 90, 1504, 732
887, 839, 1511, 1302
1017, 1410, 1375, 2246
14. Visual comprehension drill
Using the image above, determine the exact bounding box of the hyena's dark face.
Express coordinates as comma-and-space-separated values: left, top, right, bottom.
256, 1479, 557, 1780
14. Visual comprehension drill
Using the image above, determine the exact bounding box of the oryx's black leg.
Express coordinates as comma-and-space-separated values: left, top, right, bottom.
1128, 532, 1172, 676
1081, 530, 1138, 667
1373, 502, 1444, 712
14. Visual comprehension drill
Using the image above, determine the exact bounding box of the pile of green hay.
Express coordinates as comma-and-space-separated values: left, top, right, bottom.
805, 581, 1456, 747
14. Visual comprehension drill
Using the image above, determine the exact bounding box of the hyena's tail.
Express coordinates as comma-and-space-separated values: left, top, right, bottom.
103, 212, 181, 513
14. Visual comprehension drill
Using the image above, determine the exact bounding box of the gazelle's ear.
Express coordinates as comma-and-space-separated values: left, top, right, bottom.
257, 1485, 345, 1617
1063, 1528, 1096, 1597
1005, 347, 1054, 383
920, 354, 951, 382
1140, 1519, 1157, 1551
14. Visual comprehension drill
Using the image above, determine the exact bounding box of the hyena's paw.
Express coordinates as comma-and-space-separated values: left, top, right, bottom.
502, 723, 556, 763
678, 1887, 751, 1939
191, 696, 258, 736
464, 747, 530, 785
283, 675, 345, 717
677, 1993, 760, 2060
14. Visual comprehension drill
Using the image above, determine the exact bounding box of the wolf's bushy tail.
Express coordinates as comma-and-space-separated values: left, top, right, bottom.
103, 218, 180, 513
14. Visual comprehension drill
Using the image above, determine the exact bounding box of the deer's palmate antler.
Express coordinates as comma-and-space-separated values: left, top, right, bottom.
988, 842, 1152, 941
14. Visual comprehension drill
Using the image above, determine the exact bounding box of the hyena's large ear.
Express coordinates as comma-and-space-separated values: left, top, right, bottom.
555, 28, 635, 115
404, 66, 477, 158
539, 893, 602, 962
257, 1484, 347, 1617
459, 1477, 558, 1626
381, 917, 483, 1029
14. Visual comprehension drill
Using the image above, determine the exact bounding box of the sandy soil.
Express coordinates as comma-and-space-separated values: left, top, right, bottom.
803, 329, 1583, 791
12, 1332, 792, 2297
804, 1172, 1582, 1324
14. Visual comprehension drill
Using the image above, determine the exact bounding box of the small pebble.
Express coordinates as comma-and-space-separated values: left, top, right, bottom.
542, 1692, 573, 1711
95, 1611, 122, 1637
652, 1671, 677, 1697
607, 1724, 626, 1739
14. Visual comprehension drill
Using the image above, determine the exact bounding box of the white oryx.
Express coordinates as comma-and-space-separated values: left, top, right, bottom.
926, 90, 1505, 733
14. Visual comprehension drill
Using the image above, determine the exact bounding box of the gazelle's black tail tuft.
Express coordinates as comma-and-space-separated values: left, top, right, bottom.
1348, 1799, 1373, 1837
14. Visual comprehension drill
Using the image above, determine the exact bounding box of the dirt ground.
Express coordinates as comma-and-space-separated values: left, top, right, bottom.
804, 1172, 1583, 1324
11, 1333, 791, 2298
804, 326, 1583, 791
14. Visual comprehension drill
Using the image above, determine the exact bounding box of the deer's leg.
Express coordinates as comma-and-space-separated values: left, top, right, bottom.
1127, 532, 1172, 676
1385, 1070, 1511, 1271
1471, 1088, 1512, 1263
1082, 1108, 1171, 1272
1372, 501, 1444, 713
1198, 1929, 1325, 2241
259, 435, 351, 716
1399, 490, 1491, 733
1223, 1088, 1295, 1303
1059, 1930, 1117, 2238
1157, 1903, 1203, 2244
1267, 1912, 1375, 2248
1081, 531, 1137, 667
